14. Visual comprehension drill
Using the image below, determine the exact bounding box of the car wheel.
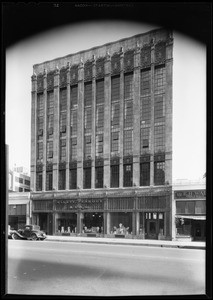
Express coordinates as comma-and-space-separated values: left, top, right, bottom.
11, 233, 19, 240
31, 234, 37, 241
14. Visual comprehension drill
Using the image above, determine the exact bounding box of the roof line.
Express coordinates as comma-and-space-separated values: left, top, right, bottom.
33, 27, 164, 68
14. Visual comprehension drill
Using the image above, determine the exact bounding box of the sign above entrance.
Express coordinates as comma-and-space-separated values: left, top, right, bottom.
174, 190, 206, 199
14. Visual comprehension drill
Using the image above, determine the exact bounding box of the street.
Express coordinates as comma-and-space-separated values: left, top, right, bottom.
7, 239, 205, 296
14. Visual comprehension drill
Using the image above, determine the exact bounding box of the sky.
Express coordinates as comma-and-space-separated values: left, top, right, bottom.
5, 20, 206, 181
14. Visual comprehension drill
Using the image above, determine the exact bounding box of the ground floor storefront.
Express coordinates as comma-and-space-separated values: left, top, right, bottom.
175, 216, 206, 241
31, 190, 173, 240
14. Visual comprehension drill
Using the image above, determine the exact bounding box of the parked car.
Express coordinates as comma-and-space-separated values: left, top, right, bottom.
8, 225, 46, 241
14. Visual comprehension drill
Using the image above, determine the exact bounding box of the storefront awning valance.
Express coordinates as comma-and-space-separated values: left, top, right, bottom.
175, 215, 206, 220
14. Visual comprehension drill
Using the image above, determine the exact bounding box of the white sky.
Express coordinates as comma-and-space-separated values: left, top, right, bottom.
5, 20, 206, 180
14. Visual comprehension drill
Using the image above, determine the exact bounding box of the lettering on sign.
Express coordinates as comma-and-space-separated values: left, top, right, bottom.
174, 190, 206, 199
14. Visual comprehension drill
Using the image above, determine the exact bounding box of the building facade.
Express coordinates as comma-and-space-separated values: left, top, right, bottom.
30, 28, 173, 239
8, 192, 31, 230
9, 167, 31, 192
174, 180, 206, 241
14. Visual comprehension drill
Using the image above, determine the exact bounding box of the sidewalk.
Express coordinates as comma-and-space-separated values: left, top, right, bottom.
45, 235, 205, 250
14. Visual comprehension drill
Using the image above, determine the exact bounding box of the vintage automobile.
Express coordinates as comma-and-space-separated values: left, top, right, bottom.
9, 225, 46, 241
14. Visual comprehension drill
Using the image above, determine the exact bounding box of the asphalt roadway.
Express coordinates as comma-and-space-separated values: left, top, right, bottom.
7, 239, 205, 296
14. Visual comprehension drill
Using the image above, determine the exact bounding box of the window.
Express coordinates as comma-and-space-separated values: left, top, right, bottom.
47, 115, 53, 133
96, 105, 104, 132
84, 135, 91, 159
124, 101, 133, 128
154, 161, 165, 185
124, 130, 132, 156
140, 127, 150, 151
154, 125, 165, 151
95, 166, 103, 188
123, 164, 132, 187
19, 177, 23, 184
70, 85, 78, 108
37, 116, 43, 131
195, 201, 206, 214
46, 171, 53, 191
111, 165, 119, 188
70, 137, 77, 160
24, 179, 30, 186
154, 66, 165, 94
60, 139, 66, 161
70, 168, 77, 189
111, 132, 120, 154
47, 91, 54, 115
141, 97, 151, 125
96, 79, 104, 104
84, 82, 92, 107
19, 187, 23, 192
141, 69, 151, 95
36, 172, 42, 191
59, 170, 66, 190
37, 142, 43, 159
70, 110, 77, 136
154, 95, 165, 122
124, 73, 133, 99
60, 88, 67, 111
47, 141, 53, 159
96, 134, 103, 157
84, 107, 92, 133
111, 102, 120, 128
140, 162, 150, 186
111, 75, 120, 102
83, 167, 91, 189
37, 93, 44, 116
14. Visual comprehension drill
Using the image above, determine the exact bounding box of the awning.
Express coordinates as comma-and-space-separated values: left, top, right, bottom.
175, 215, 206, 220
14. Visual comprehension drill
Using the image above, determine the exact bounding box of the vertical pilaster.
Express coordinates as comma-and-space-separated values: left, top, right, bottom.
132, 211, 136, 235
91, 58, 96, 189
77, 60, 84, 189
66, 63, 71, 190
150, 41, 155, 186
135, 212, 140, 235
165, 33, 173, 186
133, 47, 141, 186
31, 72, 37, 191
104, 53, 111, 188
119, 50, 124, 188
53, 67, 60, 190
42, 69, 47, 191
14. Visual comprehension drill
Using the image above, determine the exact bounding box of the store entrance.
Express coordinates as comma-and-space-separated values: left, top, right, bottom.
145, 212, 164, 240
83, 212, 103, 233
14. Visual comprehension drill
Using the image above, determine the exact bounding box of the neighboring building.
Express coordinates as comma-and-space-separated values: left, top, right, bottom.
9, 166, 31, 192
30, 28, 173, 239
173, 179, 206, 241
8, 192, 31, 230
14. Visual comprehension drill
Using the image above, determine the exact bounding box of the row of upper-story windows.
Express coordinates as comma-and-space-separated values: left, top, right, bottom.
36, 66, 165, 115
36, 160, 165, 191
36, 122, 165, 161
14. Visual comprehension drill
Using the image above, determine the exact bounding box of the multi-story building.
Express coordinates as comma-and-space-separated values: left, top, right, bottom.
30, 28, 173, 239
8, 192, 31, 230
174, 179, 206, 241
9, 166, 31, 192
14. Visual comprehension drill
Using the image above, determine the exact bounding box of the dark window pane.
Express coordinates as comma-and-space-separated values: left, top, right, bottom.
140, 163, 150, 186
95, 167, 103, 188
123, 164, 132, 187
111, 165, 119, 188
84, 168, 91, 189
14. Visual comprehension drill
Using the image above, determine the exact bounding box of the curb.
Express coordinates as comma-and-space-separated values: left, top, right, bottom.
45, 238, 205, 250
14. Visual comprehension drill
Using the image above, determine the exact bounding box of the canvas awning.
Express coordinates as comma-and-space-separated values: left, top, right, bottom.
175, 215, 206, 220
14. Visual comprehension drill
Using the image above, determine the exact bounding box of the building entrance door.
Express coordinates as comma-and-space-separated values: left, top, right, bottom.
145, 212, 164, 240
147, 220, 158, 239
